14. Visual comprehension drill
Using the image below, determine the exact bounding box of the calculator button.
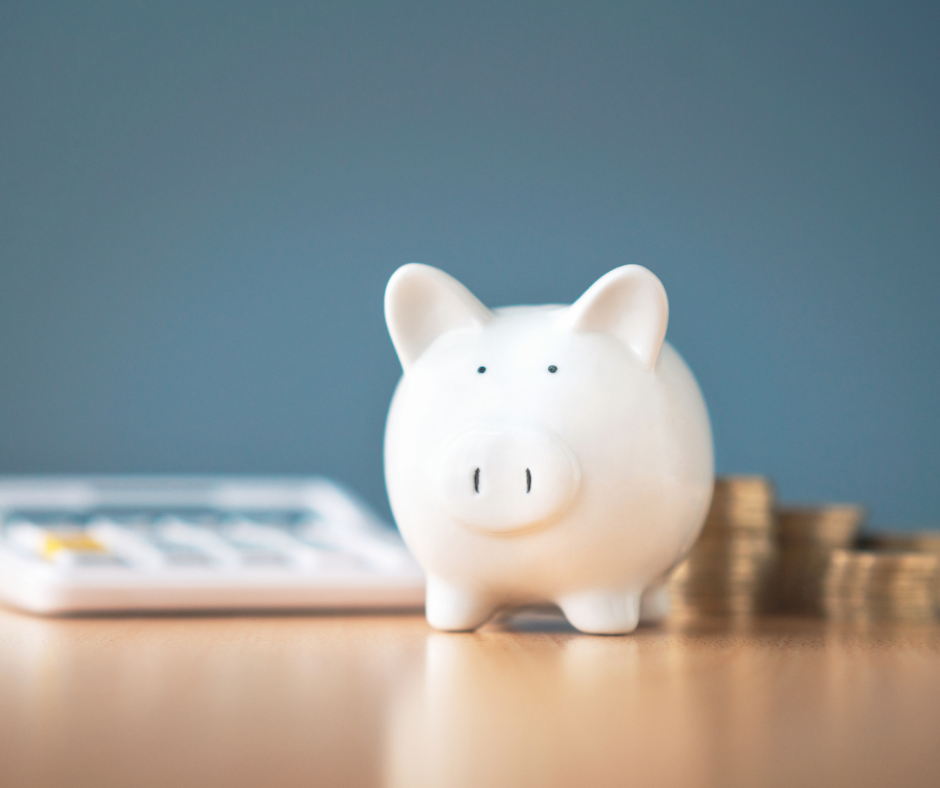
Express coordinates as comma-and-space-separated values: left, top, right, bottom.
222, 520, 333, 570
156, 520, 241, 568
6, 524, 122, 566
89, 520, 210, 568
231, 543, 286, 567
157, 519, 288, 568
296, 522, 417, 572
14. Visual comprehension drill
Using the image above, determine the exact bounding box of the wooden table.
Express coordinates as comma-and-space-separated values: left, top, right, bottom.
1, 607, 939, 788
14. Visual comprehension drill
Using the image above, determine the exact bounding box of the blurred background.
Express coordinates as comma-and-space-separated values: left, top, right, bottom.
0, 1, 937, 527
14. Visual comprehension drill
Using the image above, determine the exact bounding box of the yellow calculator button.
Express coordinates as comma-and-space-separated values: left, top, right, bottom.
41, 533, 108, 560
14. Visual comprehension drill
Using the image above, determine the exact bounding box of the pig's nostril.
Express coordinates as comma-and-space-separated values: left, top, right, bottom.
473, 467, 480, 494
526, 468, 532, 493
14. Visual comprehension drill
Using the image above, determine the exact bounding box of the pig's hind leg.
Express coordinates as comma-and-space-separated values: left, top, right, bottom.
425, 575, 497, 632
557, 590, 641, 634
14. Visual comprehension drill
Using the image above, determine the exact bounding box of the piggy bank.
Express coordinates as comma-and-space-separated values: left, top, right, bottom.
384, 264, 714, 634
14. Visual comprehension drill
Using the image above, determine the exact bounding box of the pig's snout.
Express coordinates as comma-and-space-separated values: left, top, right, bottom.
437, 427, 581, 534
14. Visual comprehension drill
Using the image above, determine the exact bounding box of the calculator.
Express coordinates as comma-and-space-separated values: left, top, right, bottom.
0, 476, 425, 615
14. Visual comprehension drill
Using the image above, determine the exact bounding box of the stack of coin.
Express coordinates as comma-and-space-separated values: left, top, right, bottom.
668, 476, 777, 617
819, 549, 940, 622
858, 530, 940, 554
776, 505, 865, 614
856, 529, 940, 621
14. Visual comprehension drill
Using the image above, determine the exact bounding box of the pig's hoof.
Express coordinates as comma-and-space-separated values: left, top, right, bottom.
557, 590, 640, 634
425, 576, 495, 631
639, 583, 671, 624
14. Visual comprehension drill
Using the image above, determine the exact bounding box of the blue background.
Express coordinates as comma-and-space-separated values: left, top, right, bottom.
1, 1, 937, 527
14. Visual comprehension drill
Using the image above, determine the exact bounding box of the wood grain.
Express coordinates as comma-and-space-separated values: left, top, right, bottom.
0, 608, 939, 788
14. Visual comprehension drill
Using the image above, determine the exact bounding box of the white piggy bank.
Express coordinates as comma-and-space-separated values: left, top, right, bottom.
384, 264, 714, 634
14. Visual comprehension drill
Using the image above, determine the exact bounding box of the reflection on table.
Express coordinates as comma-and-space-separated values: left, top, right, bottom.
1, 608, 939, 787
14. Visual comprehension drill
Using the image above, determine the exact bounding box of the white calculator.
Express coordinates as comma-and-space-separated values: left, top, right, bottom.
0, 476, 426, 615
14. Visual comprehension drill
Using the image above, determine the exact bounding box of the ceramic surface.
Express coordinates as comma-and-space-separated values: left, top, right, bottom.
384, 264, 714, 633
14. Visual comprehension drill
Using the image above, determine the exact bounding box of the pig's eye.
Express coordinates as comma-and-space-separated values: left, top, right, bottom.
548, 365, 558, 373
477, 366, 486, 374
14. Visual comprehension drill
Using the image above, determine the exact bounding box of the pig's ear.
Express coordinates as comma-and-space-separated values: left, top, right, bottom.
385, 264, 493, 370
564, 265, 669, 370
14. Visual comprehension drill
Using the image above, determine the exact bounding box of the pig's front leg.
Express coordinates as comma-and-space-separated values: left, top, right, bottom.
638, 581, 671, 624
425, 575, 497, 631
557, 589, 641, 634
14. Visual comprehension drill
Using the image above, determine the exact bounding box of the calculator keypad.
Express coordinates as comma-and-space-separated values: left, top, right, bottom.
3, 510, 416, 574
